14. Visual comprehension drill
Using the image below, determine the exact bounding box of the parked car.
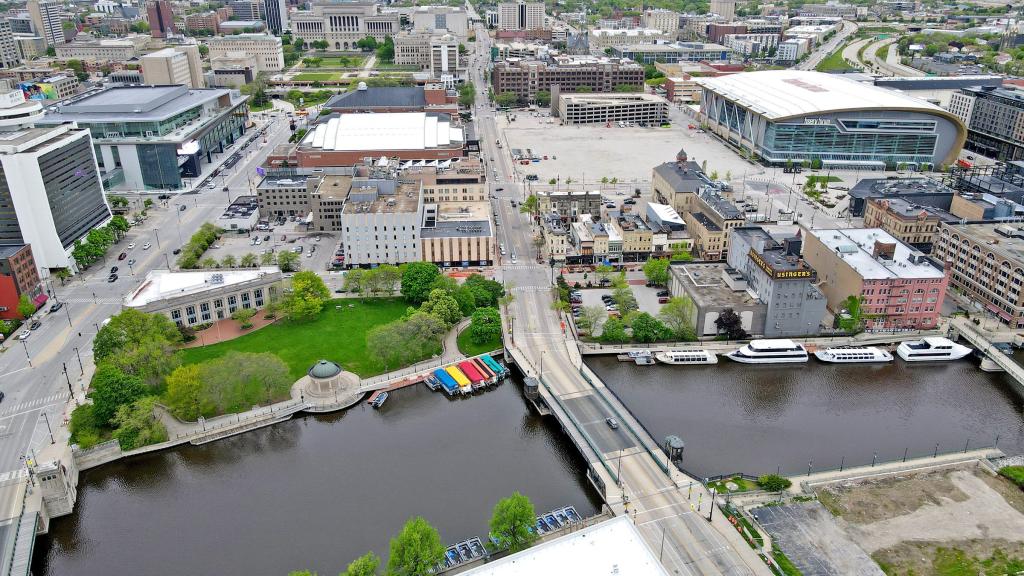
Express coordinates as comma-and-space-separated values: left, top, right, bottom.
127, 242, 136, 249
118, 252, 127, 261
158, 194, 171, 200
48, 302, 63, 313
180, 205, 187, 212
110, 266, 119, 274
264, 235, 270, 241
16, 330, 30, 340
108, 274, 118, 283
657, 290, 670, 297
142, 243, 151, 250
127, 259, 136, 266
29, 320, 41, 330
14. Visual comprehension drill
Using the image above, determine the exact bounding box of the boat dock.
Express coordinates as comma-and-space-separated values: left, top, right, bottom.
440, 505, 582, 571
367, 354, 511, 406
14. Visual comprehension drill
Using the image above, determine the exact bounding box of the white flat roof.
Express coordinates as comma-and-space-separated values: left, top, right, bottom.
459, 516, 669, 576
124, 267, 280, 307
304, 113, 464, 152
696, 70, 947, 120
812, 228, 945, 279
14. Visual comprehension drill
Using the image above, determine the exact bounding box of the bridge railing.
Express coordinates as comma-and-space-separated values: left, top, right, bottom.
537, 376, 620, 486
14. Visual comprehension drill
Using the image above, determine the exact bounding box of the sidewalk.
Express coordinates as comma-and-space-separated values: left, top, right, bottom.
179, 315, 277, 349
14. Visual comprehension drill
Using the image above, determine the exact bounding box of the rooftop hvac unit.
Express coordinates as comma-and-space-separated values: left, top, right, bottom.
209, 273, 224, 285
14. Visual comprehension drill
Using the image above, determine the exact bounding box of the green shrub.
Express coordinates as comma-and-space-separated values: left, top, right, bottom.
999, 466, 1024, 488
757, 474, 792, 492
69, 404, 103, 449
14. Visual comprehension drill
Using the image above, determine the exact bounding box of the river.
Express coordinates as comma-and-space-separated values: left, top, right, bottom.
33, 381, 602, 576
595, 355, 1024, 478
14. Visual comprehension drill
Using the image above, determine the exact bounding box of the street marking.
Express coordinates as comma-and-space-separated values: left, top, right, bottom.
0, 469, 28, 483
0, 393, 68, 418
0, 367, 30, 380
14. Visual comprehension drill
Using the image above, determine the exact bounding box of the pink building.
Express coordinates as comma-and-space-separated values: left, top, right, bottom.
803, 228, 949, 330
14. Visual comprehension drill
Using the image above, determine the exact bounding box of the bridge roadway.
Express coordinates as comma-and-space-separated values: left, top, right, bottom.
949, 316, 1024, 397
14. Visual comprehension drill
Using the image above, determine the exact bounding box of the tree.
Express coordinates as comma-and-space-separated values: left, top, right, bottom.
600, 317, 629, 343
575, 86, 593, 93
535, 90, 551, 106
714, 308, 747, 340
464, 274, 503, 308
458, 82, 476, 107
575, 305, 604, 335
421, 288, 462, 326
386, 517, 445, 576
469, 307, 501, 345
16, 294, 35, 319
595, 264, 614, 285
757, 474, 792, 492
260, 251, 276, 266
283, 271, 329, 322
197, 43, 209, 56
343, 552, 381, 576
104, 338, 181, 388
643, 258, 670, 286
344, 268, 365, 293
200, 257, 218, 269
221, 254, 237, 268
197, 351, 291, 412
495, 91, 519, 108
276, 250, 300, 272
232, 307, 257, 329
376, 35, 395, 63
240, 253, 258, 268
356, 35, 378, 51
165, 364, 210, 421
631, 313, 668, 343
519, 194, 539, 216
400, 262, 441, 304
312, 40, 329, 50
614, 83, 639, 92
612, 285, 638, 315
659, 296, 696, 341
94, 309, 182, 364
111, 397, 167, 450
90, 364, 147, 428
375, 264, 401, 294
489, 492, 538, 552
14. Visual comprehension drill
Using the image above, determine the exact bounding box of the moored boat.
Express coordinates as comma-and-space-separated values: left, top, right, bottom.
654, 349, 718, 365
813, 346, 893, 363
725, 339, 809, 364
896, 337, 972, 362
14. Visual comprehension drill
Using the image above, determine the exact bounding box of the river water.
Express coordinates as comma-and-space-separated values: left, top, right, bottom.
34, 354, 1024, 574
595, 355, 1024, 478
33, 382, 602, 576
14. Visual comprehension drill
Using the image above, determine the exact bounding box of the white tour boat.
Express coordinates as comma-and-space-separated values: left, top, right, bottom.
725, 339, 809, 364
813, 346, 893, 363
896, 337, 972, 362
654, 349, 718, 365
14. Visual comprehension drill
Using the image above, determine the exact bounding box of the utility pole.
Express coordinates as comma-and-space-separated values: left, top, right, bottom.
73, 347, 84, 375
42, 412, 54, 444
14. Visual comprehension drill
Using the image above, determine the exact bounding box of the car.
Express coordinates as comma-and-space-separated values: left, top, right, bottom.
605, 304, 618, 311
127, 259, 136, 266
223, 186, 229, 192
657, 290, 670, 297
110, 266, 119, 274
180, 205, 187, 212
49, 302, 63, 313
16, 330, 30, 340
127, 242, 136, 249
158, 194, 172, 200
264, 235, 270, 241
142, 243, 151, 250
108, 274, 118, 283
605, 417, 619, 429
172, 248, 182, 255
510, 253, 517, 263
658, 297, 669, 304
495, 187, 504, 192
294, 246, 303, 253
118, 252, 127, 261
207, 182, 217, 189
500, 248, 507, 255
29, 319, 41, 330
0, 390, 4, 403
255, 238, 262, 246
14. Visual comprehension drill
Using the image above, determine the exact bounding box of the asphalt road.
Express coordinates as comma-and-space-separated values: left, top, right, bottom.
468, 20, 768, 576
0, 105, 295, 524
795, 21, 859, 71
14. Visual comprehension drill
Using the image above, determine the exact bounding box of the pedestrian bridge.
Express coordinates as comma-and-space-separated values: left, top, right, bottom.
949, 317, 1024, 398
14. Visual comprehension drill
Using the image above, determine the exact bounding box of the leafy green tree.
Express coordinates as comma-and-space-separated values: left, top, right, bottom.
495, 91, 519, 108
104, 338, 181, 388
631, 313, 669, 343
458, 82, 476, 107
534, 90, 551, 106
575, 305, 605, 335
221, 254, 237, 268
469, 307, 501, 344
489, 492, 538, 552
69, 404, 102, 449
344, 268, 365, 293
600, 317, 629, 343
111, 397, 167, 450
200, 257, 218, 269
420, 288, 462, 326
658, 296, 696, 341
283, 271, 329, 322
400, 262, 441, 304
595, 264, 614, 284
90, 364, 147, 427
232, 307, 257, 329
165, 364, 210, 421
519, 194, 539, 216
464, 274, 504, 308
453, 285, 477, 316
614, 83, 639, 92
376, 35, 395, 63
260, 251, 276, 266
642, 258, 670, 286
356, 35, 378, 51
197, 351, 292, 412
714, 308, 747, 340
757, 474, 792, 492
276, 250, 301, 272
94, 309, 182, 364
16, 294, 35, 319
612, 285, 638, 315
240, 253, 258, 268
343, 552, 381, 576
386, 517, 445, 576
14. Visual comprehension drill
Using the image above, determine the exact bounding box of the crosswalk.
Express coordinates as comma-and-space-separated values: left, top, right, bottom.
56, 297, 121, 304
0, 393, 67, 417
501, 264, 545, 271
0, 469, 28, 483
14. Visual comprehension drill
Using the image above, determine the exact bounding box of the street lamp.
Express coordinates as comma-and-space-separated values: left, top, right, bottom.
21, 339, 31, 367
73, 347, 84, 375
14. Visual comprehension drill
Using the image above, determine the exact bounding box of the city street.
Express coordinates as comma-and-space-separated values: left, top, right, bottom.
0, 102, 295, 524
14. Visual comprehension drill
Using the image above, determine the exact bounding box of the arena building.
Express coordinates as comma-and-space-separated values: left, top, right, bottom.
695, 70, 966, 170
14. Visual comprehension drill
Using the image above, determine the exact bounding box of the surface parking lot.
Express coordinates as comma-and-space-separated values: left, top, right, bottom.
754, 503, 884, 576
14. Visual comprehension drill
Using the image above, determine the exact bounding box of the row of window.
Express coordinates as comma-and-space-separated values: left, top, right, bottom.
168, 289, 265, 325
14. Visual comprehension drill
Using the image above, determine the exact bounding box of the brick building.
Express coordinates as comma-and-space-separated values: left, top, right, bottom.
0, 244, 41, 320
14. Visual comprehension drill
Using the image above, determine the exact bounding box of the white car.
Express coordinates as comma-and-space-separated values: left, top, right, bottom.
127, 242, 136, 249
142, 243, 151, 250
510, 253, 517, 263
16, 330, 30, 340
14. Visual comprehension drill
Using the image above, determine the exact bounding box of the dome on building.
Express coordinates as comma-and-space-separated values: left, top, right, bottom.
309, 360, 342, 379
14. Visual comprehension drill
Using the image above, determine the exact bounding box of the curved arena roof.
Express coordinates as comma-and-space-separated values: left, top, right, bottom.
695, 70, 950, 120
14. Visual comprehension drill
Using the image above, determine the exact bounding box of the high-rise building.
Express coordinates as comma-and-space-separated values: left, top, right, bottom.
207, 34, 284, 72
0, 21, 21, 69
290, 2, 398, 50
948, 86, 1024, 162
497, 1, 545, 31
229, 0, 264, 21
27, 0, 64, 46
0, 89, 110, 270
709, 0, 736, 20
491, 56, 644, 102
263, 0, 288, 35
641, 9, 679, 35
141, 48, 193, 86
146, 0, 176, 38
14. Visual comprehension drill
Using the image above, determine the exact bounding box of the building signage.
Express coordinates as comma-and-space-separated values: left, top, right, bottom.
803, 118, 832, 126
748, 248, 813, 279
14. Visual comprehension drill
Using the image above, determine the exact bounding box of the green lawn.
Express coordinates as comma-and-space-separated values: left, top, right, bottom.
177, 298, 413, 380
772, 548, 803, 576
457, 327, 502, 357
294, 72, 343, 82
708, 476, 759, 494
318, 56, 365, 67
815, 44, 857, 73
